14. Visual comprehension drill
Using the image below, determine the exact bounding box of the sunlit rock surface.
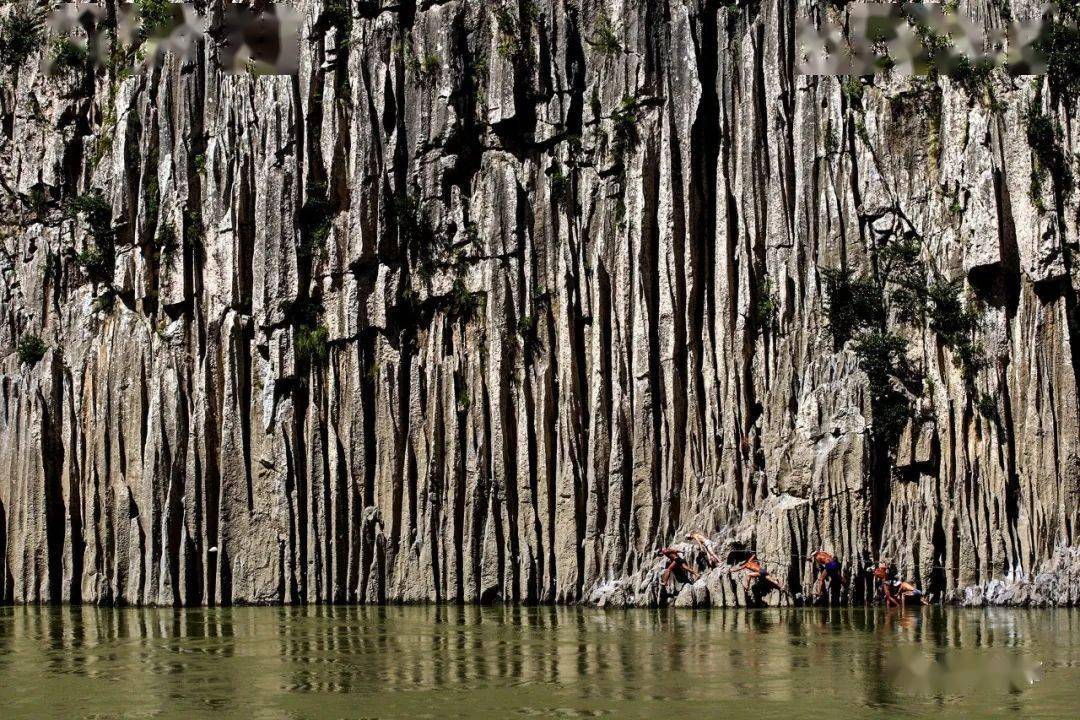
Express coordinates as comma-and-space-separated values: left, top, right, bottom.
0, 1, 1078, 606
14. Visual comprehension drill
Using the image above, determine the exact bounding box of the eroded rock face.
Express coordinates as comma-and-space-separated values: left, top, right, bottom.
0, 1, 1078, 606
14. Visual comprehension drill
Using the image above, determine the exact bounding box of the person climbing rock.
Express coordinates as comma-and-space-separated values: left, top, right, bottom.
685, 531, 722, 568
735, 553, 787, 601
809, 549, 844, 603
657, 547, 699, 589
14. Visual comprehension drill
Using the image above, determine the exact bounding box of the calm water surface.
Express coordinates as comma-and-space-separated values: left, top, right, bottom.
1, 605, 1079, 719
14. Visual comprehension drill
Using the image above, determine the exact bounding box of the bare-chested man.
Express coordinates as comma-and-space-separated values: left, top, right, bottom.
735, 553, 787, 599
685, 531, 722, 568
657, 547, 699, 588
809, 549, 844, 602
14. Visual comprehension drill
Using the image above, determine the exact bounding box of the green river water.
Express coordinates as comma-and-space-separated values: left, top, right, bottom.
1, 605, 1078, 719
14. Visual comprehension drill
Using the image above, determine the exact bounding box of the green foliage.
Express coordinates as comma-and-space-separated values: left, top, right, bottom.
144, 151, 161, 224
852, 331, 914, 445
91, 132, 114, 169
926, 278, 985, 383
493, 5, 521, 59
610, 95, 641, 190
70, 192, 111, 235
1023, 102, 1074, 208
448, 278, 484, 323
820, 218, 992, 447
298, 181, 332, 259
517, 314, 534, 336
853, 331, 908, 388
821, 268, 883, 346
753, 277, 778, 333
157, 222, 179, 266
950, 55, 995, 105
821, 238, 929, 447
320, 0, 352, 36
1034, 6, 1080, 106
17, 334, 47, 365
841, 76, 864, 108
517, 313, 542, 355
879, 234, 927, 323
137, 0, 176, 39
550, 166, 572, 209
71, 191, 114, 281
26, 185, 50, 220
183, 208, 205, 264
295, 324, 330, 364
589, 11, 621, 56
977, 393, 998, 422
92, 291, 116, 315
0, 3, 42, 70
49, 37, 87, 76
464, 221, 481, 252
909, 16, 951, 76
612, 96, 640, 156
420, 53, 440, 76
394, 193, 445, 277
76, 246, 109, 279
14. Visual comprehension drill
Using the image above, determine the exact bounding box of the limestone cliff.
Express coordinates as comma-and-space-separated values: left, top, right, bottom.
0, 0, 1078, 606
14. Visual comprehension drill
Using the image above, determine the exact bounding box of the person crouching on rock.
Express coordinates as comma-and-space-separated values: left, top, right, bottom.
885, 577, 930, 608
809, 550, 844, 603
658, 547, 699, 589
736, 554, 787, 600
685, 531, 722, 568
871, 561, 893, 603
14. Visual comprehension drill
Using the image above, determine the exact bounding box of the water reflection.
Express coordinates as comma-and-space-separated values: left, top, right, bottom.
1, 605, 1078, 719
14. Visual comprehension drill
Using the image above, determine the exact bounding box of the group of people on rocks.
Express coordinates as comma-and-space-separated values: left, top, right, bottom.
655, 536, 931, 607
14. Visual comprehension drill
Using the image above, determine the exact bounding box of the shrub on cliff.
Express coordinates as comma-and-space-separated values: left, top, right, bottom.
1034, 2, 1080, 106
136, 0, 176, 39
49, 36, 88, 77
17, 334, 47, 366
0, 3, 42, 70
852, 330, 916, 444
588, 12, 621, 56
821, 268, 883, 346
926, 278, 985, 383
70, 192, 114, 281
1023, 101, 1074, 210
70, 192, 111, 235
295, 324, 330, 364
298, 181, 332, 259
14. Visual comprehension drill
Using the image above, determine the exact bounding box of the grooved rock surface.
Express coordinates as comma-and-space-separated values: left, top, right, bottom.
0, 1, 1079, 606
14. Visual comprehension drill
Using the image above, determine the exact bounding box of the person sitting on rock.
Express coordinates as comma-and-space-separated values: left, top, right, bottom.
735, 553, 787, 600
809, 549, 844, 603
658, 547, 699, 589
685, 531, 722, 568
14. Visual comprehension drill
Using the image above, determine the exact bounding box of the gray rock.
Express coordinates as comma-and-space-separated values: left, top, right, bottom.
0, 2, 1077, 607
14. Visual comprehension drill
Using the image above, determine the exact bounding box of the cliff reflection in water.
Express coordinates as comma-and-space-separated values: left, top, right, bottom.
1, 606, 1078, 719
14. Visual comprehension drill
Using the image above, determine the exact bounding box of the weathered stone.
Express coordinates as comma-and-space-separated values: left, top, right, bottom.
0, 1, 1077, 607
